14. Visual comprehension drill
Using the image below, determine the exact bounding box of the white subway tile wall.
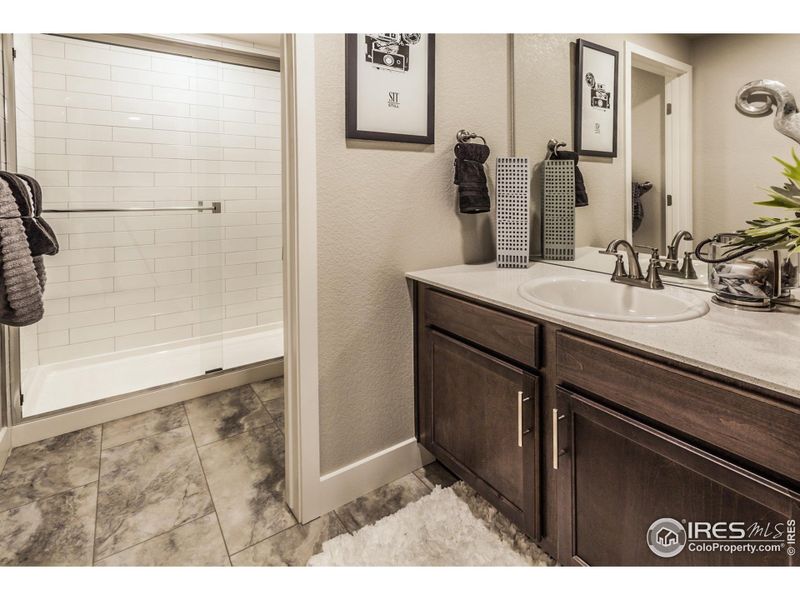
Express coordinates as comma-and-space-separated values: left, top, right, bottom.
25, 34, 282, 366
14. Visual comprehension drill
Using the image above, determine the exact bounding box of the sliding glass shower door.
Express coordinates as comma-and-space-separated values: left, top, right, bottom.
10, 34, 282, 419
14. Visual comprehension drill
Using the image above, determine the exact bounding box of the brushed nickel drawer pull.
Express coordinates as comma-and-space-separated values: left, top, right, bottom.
553, 408, 559, 469
553, 408, 566, 469
517, 391, 530, 447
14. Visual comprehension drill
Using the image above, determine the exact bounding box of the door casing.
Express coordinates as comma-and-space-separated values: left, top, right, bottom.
624, 42, 693, 245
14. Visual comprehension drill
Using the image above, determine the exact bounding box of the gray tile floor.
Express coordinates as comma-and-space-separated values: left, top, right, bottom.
0, 377, 458, 566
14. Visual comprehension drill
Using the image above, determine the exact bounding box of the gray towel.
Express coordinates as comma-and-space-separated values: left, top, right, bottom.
0, 179, 45, 326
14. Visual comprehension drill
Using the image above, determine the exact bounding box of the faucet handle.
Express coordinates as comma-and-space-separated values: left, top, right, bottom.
644, 257, 671, 289
679, 251, 698, 279
635, 245, 659, 256
599, 250, 627, 278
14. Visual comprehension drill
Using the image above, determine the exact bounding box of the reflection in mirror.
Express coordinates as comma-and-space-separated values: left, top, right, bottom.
513, 34, 800, 302
631, 67, 665, 254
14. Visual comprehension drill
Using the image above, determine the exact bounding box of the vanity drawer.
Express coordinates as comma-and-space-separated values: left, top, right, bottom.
424, 288, 540, 369
556, 332, 800, 483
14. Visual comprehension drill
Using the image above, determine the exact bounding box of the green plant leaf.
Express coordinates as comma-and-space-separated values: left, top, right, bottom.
771, 181, 800, 197
774, 148, 800, 184
755, 196, 800, 209
742, 151, 800, 250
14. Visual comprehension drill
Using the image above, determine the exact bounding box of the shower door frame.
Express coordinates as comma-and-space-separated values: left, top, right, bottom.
0, 33, 283, 435
1, 33, 21, 429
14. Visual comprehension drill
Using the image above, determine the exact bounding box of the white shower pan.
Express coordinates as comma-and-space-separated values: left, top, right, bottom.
21, 325, 283, 418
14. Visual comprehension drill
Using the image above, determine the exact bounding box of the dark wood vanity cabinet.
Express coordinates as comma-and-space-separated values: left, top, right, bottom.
555, 388, 798, 566
418, 288, 540, 538
413, 282, 800, 566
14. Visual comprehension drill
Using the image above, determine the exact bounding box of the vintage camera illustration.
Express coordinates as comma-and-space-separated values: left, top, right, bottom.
585, 72, 611, 109
364, 34, 422, 72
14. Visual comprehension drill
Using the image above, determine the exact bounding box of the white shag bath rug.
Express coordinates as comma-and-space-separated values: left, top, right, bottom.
308, 482, 553, 566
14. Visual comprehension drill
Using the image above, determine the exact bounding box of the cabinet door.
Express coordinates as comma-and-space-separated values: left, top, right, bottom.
428, 330, 539, 537
555, 387, 799, 566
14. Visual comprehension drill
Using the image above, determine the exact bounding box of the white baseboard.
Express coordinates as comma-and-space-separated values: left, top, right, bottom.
315, 437, 434, 519
0, 427, 10, 474
11, 359, 283, 447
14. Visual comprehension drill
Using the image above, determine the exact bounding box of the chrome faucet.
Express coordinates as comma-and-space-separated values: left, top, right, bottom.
600, 239, 643, 279
599, 240, 676, 289
661, 230, 699, 279
665, 230, 693, 273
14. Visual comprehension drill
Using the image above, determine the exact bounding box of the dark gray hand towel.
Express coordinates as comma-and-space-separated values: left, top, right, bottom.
0, 179, 45, 326
632, 181, 653, 233
0, 171, 59, 256
453, 142, 491, 214
550, 150, 588, 207
17, 172, 60, 256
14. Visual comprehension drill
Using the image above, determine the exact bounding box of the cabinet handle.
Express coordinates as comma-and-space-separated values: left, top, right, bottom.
552, 409, 559, 469
517, 391, 530, 447
552, 408, 566, 470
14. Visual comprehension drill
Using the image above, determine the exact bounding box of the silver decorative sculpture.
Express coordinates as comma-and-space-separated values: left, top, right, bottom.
736, 79, 800, 143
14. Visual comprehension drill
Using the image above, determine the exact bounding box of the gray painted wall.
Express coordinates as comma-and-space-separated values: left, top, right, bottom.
692, 34, 800, 242
314, 34, 510, 473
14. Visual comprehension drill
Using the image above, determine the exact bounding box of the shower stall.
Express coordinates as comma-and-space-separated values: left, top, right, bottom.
0, 34, 283, 431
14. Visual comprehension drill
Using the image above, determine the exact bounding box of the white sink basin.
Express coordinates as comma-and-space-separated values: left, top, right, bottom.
518, 276, 709, 322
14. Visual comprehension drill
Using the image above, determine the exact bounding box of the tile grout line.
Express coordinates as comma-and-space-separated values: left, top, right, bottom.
247, 382, 279, 429
225, 382, 295, 558
263, 398, 284, 424
93, 411, 219, 564
193, 419, 279, 450
92, 511, 215, 565
203, 381, 297, 559
333, 506, 358, 535
250, 383, 281, 419
91, 425, 103, 566
0, 477, 100, 517
0, 429, 102, 518
91, 410, 190, 564
332, 510, 352, 535
227, 520, 299, 562
230, 510, 365, 564
101, 405, 187, 451
252, 385, 285, 438
182, 401, 233, 566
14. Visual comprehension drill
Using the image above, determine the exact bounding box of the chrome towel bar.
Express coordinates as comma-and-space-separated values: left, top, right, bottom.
42, 201, 222, 214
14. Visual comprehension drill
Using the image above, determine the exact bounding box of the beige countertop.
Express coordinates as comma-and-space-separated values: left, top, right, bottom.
406, 261, 800, 400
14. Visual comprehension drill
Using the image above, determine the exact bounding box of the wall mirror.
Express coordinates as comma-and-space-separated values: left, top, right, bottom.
512, 34, 800, 299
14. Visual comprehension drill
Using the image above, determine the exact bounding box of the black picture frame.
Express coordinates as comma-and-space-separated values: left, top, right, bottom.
574, 39, 619, 158
345, 34, 435, 144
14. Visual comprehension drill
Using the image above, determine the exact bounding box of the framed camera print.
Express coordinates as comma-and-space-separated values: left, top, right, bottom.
574, 39, 618, 158
345, 34, 435, 144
